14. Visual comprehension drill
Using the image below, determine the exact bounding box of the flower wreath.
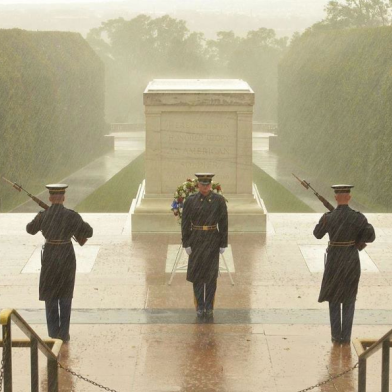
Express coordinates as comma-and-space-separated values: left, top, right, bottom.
170, 178, 225, 223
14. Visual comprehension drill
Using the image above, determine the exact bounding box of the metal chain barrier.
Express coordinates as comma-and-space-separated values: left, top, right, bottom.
297, 362, 358, 392
57, 362, 120, 392
59, 358, 358, 392
1, 332, 359, 392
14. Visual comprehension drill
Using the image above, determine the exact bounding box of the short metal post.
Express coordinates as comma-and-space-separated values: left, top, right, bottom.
2, 323, 12, 392
382, 340, 390, 392
358, 357, 367, 392
47, 357, 58, 392
30, 338, 39, 392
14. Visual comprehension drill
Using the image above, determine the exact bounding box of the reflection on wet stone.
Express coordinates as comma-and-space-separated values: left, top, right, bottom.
1, 96, 390, 391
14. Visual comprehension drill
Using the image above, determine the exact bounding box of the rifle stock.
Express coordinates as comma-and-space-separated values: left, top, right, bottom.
317, 196, 334, 212
30, 195, 49, 210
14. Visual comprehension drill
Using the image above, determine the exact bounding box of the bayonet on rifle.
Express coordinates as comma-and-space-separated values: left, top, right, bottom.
292, 173, 335, 212
2, 176, 49, 209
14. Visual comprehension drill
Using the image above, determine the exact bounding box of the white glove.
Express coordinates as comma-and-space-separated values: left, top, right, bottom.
185, 247, 192, 255
219, 247, 226, 254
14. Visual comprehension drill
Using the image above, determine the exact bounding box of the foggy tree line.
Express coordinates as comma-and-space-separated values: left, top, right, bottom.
86, 15, 288, 123
86, 1, 391, 124
290, 0, 392, 43
313, 0, 392, 30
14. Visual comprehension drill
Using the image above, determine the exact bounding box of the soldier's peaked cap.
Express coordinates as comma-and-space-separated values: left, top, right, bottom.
195, 173, 215, 185
46, 184, 68, 194
331, 184, 354, 194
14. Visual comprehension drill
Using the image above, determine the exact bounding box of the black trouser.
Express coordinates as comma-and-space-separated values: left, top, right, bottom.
193, 281, 217, 311
45, 298, 72, 340
329, 301, 356, 342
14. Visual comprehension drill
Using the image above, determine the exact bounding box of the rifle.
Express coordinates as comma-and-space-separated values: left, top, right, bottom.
292, 173, 366, 251
292, 173, 335, 212
2, 176, 87, 246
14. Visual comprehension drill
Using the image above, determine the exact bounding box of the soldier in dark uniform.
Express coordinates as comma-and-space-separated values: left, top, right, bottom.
181, 173, 228, 319
313, 185, 375, 344
26, 184, 93, 342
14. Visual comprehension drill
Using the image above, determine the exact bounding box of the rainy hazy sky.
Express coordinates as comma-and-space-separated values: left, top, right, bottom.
0, 0, 125, 1
0, 0, 326, 5
0, 0, 328, 38
0, 0, 328, 16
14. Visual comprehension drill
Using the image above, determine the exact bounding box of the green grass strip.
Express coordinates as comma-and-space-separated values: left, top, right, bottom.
75, 153, 145, 213
253, 164, 314, 213
75, 154, 313, 213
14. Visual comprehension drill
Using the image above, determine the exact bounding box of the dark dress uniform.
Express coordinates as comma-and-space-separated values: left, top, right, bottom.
314, 203, 375, 343
181, 189, 228, 313
26, 190, 93, 341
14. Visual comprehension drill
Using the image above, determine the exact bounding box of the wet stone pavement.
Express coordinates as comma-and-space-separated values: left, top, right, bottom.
1, 212, 392, 391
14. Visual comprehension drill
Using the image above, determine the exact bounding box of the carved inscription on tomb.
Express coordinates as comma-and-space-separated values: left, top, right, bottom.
160, 112, 237, 193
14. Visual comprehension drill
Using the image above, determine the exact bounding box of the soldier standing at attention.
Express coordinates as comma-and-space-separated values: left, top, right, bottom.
314, 185, 375, 344
26, 184, 93, 342
181, 173, 228, 319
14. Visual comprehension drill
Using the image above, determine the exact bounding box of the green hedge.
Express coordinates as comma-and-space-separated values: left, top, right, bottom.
0, 29, 108, 212
74, 154, 312, 213
278, 27, 392, 211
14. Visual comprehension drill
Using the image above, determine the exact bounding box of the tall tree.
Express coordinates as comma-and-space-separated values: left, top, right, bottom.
87, 15, 208, 122
312, 0, 392, 30
212, 28, 288, 121
87, 15, 286, 123
206, 31, 242, 69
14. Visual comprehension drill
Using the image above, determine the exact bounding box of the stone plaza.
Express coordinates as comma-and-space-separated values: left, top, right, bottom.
1, 209, 392, 391
1, 80, 391, 391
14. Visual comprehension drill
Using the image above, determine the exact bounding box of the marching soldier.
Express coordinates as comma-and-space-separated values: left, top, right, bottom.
181, 173, 228, 319
314, 185, 375, 344
26, 184, 93, 342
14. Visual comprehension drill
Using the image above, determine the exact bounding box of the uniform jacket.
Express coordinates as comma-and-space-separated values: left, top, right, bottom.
181, 191, 228, 284
26, 204, 93, 300
314, 205, 375, 303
